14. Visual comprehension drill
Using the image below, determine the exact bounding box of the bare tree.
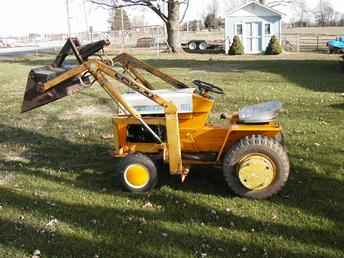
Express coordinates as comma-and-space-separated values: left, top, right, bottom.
109, 8, 131, 31
338, 14, 344, 26
260, 0, 294, 8
223, 0, 246, 10
209, 0, 219, 16
88, 0, 190, 52
225, 0, 293, 11
131, 12, 146, 27
181, 19, 204, 32
291, 0, 311, 27
204, 0, 220, 30
315, 0, 339, 26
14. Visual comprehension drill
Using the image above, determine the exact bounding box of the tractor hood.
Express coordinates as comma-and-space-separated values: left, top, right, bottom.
120, 88, 195, 115
239, 101, 282, 124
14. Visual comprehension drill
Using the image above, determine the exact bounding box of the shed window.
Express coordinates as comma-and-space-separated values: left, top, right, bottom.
236, 24, 243, 35
265, 24, 271, 35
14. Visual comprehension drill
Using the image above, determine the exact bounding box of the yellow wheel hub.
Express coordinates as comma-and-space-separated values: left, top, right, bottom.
238, 154, 276, 190
124, 164, 150, 189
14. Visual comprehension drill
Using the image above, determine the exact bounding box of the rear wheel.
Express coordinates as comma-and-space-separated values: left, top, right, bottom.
199, 41, 208, 51
223, 135, 289, 199
329, 47, 339, 54
188, 41, 198, 50
118, 153, 158, 193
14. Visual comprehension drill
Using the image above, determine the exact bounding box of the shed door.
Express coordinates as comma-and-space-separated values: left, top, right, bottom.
244, 22, 262, 53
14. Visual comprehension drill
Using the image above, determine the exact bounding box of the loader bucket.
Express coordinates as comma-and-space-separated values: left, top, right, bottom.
21, 38, 112, 113
21, 66, 91, 113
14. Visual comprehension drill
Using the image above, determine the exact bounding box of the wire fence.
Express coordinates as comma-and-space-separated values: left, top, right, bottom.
282, 33, 339, 53
1, 26, 342, 57
63, 30, 344, 54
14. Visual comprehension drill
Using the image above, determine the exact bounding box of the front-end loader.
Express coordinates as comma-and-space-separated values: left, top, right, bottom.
22, 38, 290, 199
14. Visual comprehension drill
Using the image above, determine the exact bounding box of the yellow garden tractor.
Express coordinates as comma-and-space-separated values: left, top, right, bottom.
22, 38, 290, 199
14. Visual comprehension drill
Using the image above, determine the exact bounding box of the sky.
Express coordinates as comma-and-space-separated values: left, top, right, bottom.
1, 0, 344, 37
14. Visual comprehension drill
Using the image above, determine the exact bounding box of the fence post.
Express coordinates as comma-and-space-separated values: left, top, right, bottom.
296, 34, 300, 52
156, 27, 160, 58
316, 35, 319, 51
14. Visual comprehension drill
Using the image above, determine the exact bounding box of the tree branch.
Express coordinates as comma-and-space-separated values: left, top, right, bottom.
268, 0, 293, 8
143, 0, 168, 23
89, 0, 145, 9
88, 0, 168, 23
179, 0, 190, 24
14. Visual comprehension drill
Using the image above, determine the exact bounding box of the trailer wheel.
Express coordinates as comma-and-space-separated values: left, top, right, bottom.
188, 41, 198, 50
199, 41, 208, 51
223, 135, 289, 199
118, 153, 158, 193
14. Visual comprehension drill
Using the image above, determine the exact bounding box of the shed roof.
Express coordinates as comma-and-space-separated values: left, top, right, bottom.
226, 1, 284, 17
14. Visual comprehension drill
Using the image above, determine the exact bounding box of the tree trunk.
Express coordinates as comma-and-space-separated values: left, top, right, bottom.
166, 0, 180, 53
259, 0, 266, 5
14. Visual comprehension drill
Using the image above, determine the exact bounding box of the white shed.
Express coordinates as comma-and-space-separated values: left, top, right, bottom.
225, 1, 283, 54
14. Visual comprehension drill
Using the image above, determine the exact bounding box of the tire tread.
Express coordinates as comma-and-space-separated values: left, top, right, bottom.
223, 135, 289, 199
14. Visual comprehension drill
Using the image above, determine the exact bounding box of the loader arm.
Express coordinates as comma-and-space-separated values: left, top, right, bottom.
40, 60, 183, 174
113, 53, 189, 90
93, 61, 183, 174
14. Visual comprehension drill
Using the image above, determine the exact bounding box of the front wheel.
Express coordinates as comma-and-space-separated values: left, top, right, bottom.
223, 135, 290, 199
188, 41, 198, 50
118, 153, 158, 193
199, 41, 208, 50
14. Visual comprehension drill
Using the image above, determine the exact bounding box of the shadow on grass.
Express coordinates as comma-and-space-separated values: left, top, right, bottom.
182, 48, 225, 55
157, 165, 230, 198
0, 123, 227, 197
2, 54, 343, 94
329, 103, 344, 110
0, 55, 78, 67
1, 186, 343, 258
0, 123, 116, 193
0, 125, 344, 256
144, 59, 344, 93
79, 91, 115, 106
0, 57, 55, 67
273, 164, 344, 224
1, 123, 344, 224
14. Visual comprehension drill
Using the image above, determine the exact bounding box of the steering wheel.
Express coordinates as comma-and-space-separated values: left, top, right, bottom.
193, 80, 224, 95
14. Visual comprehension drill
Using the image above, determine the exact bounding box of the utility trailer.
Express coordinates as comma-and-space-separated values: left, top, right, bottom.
182, 40, 224, 52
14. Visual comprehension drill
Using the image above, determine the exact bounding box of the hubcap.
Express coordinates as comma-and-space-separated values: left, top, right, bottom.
237, 154, 276, 190
199, 42, 207, 50
124, 164, 150, 189
189, 42, 197, 50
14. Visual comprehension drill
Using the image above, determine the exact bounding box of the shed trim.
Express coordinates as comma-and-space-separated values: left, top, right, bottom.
226, 1, 284, 17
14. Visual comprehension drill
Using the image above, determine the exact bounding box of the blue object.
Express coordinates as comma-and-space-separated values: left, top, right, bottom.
327, 36, 344, 50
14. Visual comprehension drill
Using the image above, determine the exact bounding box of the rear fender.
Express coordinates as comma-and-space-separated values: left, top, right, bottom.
216, 123, 282, 162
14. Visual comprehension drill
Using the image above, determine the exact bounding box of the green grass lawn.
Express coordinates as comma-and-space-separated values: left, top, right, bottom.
0, 52, 344, 258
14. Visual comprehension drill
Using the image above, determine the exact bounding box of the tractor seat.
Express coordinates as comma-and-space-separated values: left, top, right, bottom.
239, 101, 282, 124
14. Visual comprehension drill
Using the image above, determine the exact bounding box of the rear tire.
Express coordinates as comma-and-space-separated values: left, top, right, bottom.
199, 41, 208, 51
223, 135, 290, 199
188, 41, 198, 50
118, 153, 158, 193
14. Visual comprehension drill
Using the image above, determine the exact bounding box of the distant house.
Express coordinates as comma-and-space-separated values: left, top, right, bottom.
225, 1, 283, 54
